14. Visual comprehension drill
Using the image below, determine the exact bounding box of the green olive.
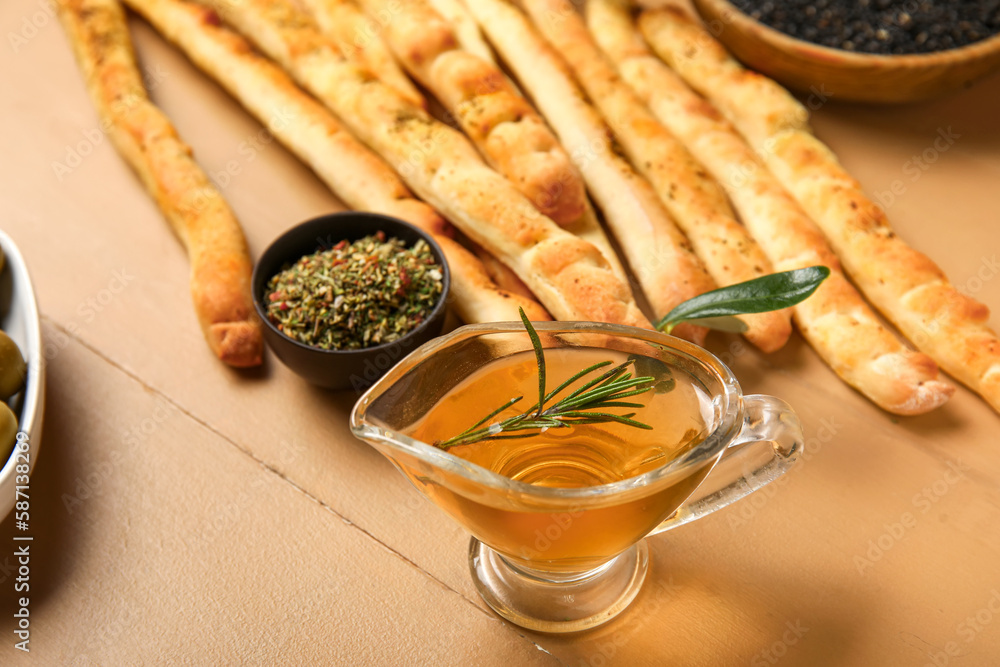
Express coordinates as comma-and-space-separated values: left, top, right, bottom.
0, 331, 26, 400
0, 402, 17, 465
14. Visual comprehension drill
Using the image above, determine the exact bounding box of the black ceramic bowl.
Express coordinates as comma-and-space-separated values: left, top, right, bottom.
252, 212, 451, 391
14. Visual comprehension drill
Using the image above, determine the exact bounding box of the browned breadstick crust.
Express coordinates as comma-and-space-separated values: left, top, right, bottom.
641, 3, 996, 413
298, 0, 425, 108
127, 0, 550, 325
354, 0, 588, 227
426, 0, 495, 62
463, 0, 706, 342
524, 0, 791, 353
56, 0, 262, 367
201, 0, 647, 327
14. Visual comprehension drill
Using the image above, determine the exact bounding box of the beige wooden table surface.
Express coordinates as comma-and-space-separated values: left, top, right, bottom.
1, 0, 999, 664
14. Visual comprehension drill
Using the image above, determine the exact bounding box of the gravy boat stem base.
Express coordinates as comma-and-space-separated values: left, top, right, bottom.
469, 538, 649, 633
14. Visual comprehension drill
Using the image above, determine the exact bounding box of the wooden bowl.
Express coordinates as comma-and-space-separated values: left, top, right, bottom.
692, 0, 1000, 103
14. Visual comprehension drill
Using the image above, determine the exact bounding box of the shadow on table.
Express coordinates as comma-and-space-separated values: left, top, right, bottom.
524, 543, 861, 666
815, 68, 1000, 152
298, 383, 391, 464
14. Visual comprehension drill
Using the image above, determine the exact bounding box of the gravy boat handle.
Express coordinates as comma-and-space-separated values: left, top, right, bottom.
649, 395, 804, 535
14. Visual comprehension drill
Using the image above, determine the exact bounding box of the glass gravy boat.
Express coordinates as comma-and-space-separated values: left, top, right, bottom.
351, 321, 803, 633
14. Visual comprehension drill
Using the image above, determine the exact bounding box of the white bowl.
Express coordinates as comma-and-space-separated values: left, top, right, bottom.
0, 230, 45, 520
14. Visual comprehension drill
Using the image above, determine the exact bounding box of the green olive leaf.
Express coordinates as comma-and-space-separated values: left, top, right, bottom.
656, 266, 831, 334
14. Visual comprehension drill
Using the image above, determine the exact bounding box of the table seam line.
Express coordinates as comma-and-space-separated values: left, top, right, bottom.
46, 316, 565, 662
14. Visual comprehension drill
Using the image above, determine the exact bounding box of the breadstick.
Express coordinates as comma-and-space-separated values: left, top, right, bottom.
430, 0, 527, 97
466, 204, 627, 309
298, 0, 424, 108
326, 0, 565, 300
463, 0, 709, 343
641, 4, 996, 413
767, 132, 999, 412
296, 0, 562, 314
56, 0, 263, 367
588, 0, 952, 414
470, 243, 537, 300
201, 0, 647, 327
560, 202, 628, 283
438, 236, 551, 323
638, 5, 809, 150
126, 0, 549, 325
353, 0, 588, 228
125, 0, 444, 232
522, 0, 790, 353
426, 0, 494, 62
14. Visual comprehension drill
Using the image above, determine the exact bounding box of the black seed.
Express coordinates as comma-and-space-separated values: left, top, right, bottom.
730, 0, 1000, 54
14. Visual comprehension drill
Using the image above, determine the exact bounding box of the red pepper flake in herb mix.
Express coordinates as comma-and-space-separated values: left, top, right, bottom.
265, 234, 444, 350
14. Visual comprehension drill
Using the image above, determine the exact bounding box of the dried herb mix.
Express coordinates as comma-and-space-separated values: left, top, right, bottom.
266, 232, 444, 350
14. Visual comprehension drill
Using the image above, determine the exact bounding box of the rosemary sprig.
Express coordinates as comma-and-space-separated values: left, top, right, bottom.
435, 309, 656, 449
